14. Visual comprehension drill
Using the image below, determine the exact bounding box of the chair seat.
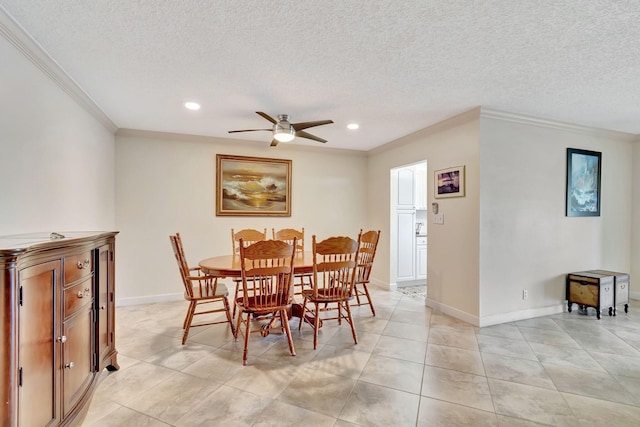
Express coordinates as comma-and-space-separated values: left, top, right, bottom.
237, 294, 290, 311
301, 288, 351, 302
186, 281, 229, 300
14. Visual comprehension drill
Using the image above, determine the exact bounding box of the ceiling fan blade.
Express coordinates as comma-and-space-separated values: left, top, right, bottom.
296, 130, 327, 143
291, 120, 334, 131
256, 111, 277, 124
228, 129, 272, 133
270, 139, 279, 147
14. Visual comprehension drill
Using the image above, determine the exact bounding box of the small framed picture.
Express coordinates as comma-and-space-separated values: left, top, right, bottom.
434, 165, 465, 199
566, 148, 601, 217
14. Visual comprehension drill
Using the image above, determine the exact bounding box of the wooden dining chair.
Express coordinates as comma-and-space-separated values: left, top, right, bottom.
298, 235, 361, 349
230, 228, 267, 318
169, 233, 235, 344
231, 228, 267, 255
235, 238, 297, 365
272, 227, 312, 298
352, 229, 381, 316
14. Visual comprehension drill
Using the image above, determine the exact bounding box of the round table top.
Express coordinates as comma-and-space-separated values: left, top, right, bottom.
199, 251, 314, 277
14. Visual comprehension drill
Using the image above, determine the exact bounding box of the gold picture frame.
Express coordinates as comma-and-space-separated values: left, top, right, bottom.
216, 154, 292, 216
434, 165, 465, 199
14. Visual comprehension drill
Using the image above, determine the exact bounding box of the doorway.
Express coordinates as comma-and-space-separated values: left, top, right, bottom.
390, 161, 428, 290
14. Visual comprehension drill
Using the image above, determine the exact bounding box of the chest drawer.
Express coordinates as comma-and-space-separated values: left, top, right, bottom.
64, 252, 93, 284
567, 271, 615, 319
64, 278, 93, 317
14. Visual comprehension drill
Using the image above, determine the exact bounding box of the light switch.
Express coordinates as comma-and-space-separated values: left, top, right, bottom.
433, 213, 444, 224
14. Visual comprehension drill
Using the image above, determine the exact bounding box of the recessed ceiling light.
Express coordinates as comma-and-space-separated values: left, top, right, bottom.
184, 102, 201, 111
347, 123, 359, 130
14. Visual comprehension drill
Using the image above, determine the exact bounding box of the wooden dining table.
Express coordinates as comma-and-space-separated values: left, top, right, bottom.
199, 251, 314, 277
198, 251, 319, 326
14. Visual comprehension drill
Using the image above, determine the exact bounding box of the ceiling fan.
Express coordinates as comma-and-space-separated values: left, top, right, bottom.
228, 112, 334, 146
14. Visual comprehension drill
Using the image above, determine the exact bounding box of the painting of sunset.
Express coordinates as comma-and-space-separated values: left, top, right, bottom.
216, 155, 291, 216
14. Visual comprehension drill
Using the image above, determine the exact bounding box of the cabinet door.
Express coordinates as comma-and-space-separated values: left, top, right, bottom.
96, 244, 116, 370
416, 244, 427, 279
414, 168, 427, 209
397, 168, 415, 209
18, 260, 61, 427
396, 210, 416, 281
62, 304, 93, 416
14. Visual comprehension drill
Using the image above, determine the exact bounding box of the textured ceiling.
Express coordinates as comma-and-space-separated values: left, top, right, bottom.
1, 1, 639, 151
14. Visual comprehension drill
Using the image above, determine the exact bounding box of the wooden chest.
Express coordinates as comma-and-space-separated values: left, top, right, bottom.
588, 270, 630, 315
566, 271, 614, 319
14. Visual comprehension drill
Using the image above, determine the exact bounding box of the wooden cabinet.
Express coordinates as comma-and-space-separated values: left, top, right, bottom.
0, 231, 118, 427
17, 260, 61, 427
96, 243, 118, 371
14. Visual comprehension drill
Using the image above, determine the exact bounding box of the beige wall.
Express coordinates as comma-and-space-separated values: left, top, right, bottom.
479, 112, 635, 324
632, 138, 640, 293
367, 109, 481, 321
115, 132, 367, 303
0, 32, 115, 235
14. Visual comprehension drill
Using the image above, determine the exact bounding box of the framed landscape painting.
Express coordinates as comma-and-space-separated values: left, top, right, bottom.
216, 154, 292, 216
434, 165, 465, 199
566, 148, 601, 217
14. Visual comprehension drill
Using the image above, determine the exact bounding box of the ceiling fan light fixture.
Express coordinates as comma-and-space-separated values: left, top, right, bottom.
273, 115, 295, 142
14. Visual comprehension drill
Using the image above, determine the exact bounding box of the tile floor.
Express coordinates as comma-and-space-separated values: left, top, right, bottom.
82, 287, 640, 426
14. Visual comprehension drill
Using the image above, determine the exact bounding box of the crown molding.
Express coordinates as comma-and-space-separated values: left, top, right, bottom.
0, 8, 117, 133
480, 107, 637, 142
368, 107, 481, 156
116, 128, 367, 157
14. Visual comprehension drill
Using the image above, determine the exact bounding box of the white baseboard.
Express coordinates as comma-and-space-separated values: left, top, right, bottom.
425, 298, 566, 327
630, 291, 640, 300
479, 304, 565, 327
425, 298, 479, 326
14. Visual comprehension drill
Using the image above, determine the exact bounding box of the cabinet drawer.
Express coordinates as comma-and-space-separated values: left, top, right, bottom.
64, 278, 93, 317
64, 252, 93, 284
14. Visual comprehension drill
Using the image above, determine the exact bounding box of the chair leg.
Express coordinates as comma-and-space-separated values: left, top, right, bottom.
223, 296, 236, 335
298, 298, 308, 330
234, 308, 242, 340
232, 281, 240, 320
242, 312, 251, 365
281, 309, 296, 357
361, 283, 376, 316
182, 302, 196, 345
313, 302, 321, 349
344, 301, 358, 345
354, 284, 363, 305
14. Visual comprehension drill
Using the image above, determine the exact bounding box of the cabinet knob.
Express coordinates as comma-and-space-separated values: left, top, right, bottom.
100, 305, 106, 310
65, 362, 75, 369
77, 291, 84, 298
76, 259, 90, 269
57, 335, 67, 343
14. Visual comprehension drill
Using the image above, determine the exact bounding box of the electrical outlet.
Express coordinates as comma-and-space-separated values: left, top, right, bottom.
522, 289, 528, 300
